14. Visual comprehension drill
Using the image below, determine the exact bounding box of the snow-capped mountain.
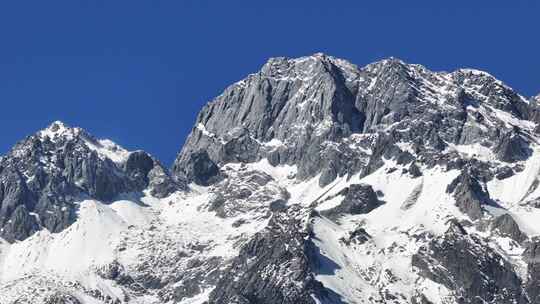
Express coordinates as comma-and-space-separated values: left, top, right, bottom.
2, 54, 540, 304
0, 121, 179, 242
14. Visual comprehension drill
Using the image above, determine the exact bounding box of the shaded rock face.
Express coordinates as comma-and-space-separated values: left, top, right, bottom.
446, 169, 490, 220
208, 205, 341, 304
147, 164, 180, 199
491, 213, 526, 242
173, 54, 536, 187
401, 182, 423, 210
124, 150, 182, 199
495, 166, 514, 180
523, 239, 540, 303
125, 151, 155, 189
494, 131, 532, 162
408, 162, 422, 177
412, 221, 528, 304
340, 226, 371, 245
0, 122, 181, 242
172, 150, 221, 186
321, 183, 383, 220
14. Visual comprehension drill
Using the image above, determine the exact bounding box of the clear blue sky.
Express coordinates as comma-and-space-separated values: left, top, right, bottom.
1, 1, 539, 165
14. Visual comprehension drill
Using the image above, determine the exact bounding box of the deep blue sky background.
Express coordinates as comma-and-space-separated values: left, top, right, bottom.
1, 1, 539, 165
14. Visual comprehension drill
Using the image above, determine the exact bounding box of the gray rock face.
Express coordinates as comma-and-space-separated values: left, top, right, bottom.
208, 205, 341, 304
147, 163, 180, 199
495, 166, 514, 180
125, 150, 180, 198
491, 213, 526, 242
446, 168, 490, 220
125, 151, 155, 189
401, 182, 423, 210
340, 226, 371, 245
408, 163, 422, 178
172, 150, 221, 186
0, 121, 182, 242
494, 131, 531, 162
1, 204, 40, 243
321, 183, 383, 219
523, 239, 540, 303
173, 54, 536, 189
412, 220, 528, 304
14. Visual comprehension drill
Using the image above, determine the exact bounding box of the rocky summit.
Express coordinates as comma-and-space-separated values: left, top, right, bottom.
1, 54, 540, 304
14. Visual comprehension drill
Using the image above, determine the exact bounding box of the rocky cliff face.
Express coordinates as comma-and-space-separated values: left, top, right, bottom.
2, 55, 540, 304
173, 54, 536, 189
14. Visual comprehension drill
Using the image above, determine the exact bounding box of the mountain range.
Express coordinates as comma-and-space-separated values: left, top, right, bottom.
1, 53, 540, 304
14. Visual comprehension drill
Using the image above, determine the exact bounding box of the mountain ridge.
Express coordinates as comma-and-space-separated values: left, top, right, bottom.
173, 53, 538, 189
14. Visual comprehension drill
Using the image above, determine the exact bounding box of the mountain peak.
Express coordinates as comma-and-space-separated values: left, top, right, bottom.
31, 121, 133, 164
38, 120, 84, 142
263, 52, 356, 68
48, 120, 67, 129
0, 121, 182, 242
378, 56, 407, 65
366, 56, 413, 68
175, 53, 537, 187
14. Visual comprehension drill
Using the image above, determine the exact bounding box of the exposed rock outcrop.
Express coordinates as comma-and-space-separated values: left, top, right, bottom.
491, 213, 526, 242
172, 150, 221, 186
523, 238, 540, 303
208, 205, 341, 304
446, 168, 490, 220
412, 220, 528, 304
321, 183, 383, 220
